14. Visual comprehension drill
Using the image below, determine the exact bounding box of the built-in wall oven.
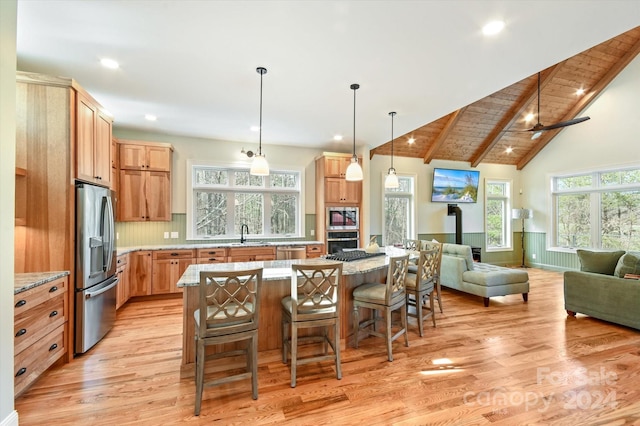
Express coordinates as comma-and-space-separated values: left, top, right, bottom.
327, 230, 359, 254
327, 206, 359, 230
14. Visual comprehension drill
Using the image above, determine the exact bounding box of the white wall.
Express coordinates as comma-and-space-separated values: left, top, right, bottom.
367, 155, 519, 236
522, 55, 640, 235
0, 1, 17, 423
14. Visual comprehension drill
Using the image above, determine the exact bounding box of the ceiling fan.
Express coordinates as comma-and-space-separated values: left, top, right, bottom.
509, 72, 590, 139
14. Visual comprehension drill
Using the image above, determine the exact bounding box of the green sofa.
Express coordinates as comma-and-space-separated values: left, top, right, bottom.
440, 243, 529, 307
564, 249, 640, 330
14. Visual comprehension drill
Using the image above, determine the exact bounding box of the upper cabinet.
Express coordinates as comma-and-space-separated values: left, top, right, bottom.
76, 90, 113, 187
316, 153, 362, 205
117, 140, 173, 222
119, 142, 172, 172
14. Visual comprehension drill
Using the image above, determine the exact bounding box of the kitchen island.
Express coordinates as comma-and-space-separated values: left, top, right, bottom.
177, 248, 410, 366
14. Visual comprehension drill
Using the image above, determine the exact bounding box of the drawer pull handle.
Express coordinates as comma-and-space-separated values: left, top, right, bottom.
49, 310, 58, 317
49, 343, 58, 351
16, 367, 27, 377
171, 252, 179, 256
16, 328, 27, 337
209, 258, 216, 261
15, 299, 27, 308
49, 286, 58, 293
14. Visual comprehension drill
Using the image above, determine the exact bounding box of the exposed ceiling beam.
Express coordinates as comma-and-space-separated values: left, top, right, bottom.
470, 65, 562, 167
517, 36, 640, 170
422, 107, 467, 164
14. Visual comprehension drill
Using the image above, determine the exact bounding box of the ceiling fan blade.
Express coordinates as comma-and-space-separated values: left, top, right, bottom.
534, 116, 590, 131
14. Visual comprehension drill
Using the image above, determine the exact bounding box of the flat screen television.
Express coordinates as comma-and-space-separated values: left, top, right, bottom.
431, 167, 480, 203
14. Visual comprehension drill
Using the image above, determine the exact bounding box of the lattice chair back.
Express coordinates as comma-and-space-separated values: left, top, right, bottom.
198, 268, 262, 338
416, 248, 438, 288
403, 239, 420, 251
290, 263, 343, 322
385, 254, 409, 305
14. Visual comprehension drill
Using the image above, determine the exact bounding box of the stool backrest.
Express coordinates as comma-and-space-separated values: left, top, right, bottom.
385, 254, 409, 304
290, 262, 343, 321
198, 268, 262, 338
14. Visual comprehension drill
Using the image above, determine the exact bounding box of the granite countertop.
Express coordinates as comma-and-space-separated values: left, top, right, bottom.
177, 247, 412, 287
15, 271, 70, 295
117, 240, 324, 256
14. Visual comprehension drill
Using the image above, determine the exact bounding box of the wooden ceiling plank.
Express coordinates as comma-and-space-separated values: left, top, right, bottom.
470, 65, 563, 167
422, 107, 467, 164
517, 36, 640, 170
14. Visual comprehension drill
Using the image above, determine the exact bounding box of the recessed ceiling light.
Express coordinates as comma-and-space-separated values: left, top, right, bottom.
505, 146, 513, 154
333, 135, 343, 141
482, 20, 505, 36
525, 113, 534, 122
408, 138, 415, 144
576, 88, 585, 96
145, 114, 157, 121
100, 58, 119, 69
250, 125, 260, 132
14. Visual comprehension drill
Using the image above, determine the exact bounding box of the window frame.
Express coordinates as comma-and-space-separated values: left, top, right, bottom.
186, 159, 305, 240
484, 178, 513, 252
548, 164, 640, 252
381, 172, 416, 246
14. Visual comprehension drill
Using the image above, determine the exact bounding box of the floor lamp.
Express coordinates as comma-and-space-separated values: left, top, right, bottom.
512, 208, 533, 268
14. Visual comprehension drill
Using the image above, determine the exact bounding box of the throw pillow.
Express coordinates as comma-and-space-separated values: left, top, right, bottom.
614, 251, 640, 278
576, 249, 626, 275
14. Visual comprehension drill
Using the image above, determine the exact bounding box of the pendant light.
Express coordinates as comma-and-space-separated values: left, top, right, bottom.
345, 83, 363, 181
384, 111, 399, 189
250, 67, 269, 176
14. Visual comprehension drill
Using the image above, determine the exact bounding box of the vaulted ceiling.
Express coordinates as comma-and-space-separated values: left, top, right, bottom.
370, 26, 640, 169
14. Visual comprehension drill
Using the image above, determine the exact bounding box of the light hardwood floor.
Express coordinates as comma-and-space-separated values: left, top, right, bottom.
15, 268, 640, 425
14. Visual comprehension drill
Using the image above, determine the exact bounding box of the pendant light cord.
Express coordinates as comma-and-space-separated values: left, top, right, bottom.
350, 83, 359, 158
390, 112, 395, 169
259, 69, 264, 156
536, 72, 540, 124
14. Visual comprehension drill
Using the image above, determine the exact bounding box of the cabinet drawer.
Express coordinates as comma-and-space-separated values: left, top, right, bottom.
14, 324, 66, 397
198, 256, 228, 264
14, 277, 67, 317
153, 249, 195, 260
116, 253, 129, 266
15, 293, 66, 354
196, 248, 228, 258
306, 244, 325, 255
228, 247, 275, 257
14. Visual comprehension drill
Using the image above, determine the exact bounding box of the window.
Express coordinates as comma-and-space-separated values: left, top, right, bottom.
187, 162, 303, 240
551, 166, 640, 251
383, 174, 415, 246
485, 179, 512, 251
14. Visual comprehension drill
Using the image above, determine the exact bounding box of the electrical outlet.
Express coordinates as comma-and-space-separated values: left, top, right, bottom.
171, 231, 179, 239
532, 253, 537, 260
164, 232, 169, 239
116, 232, 119, 240
310, 229, 315, 236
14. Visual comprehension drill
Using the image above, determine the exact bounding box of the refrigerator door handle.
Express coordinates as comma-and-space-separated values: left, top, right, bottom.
85, 277, 119, 300
101, 195, 115, 272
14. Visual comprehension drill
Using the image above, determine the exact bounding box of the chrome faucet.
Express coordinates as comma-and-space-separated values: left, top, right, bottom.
240, 224, 249, 244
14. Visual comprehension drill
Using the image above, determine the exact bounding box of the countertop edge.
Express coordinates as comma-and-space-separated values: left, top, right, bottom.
15, 271, 70, 295
116, 241, 324, 256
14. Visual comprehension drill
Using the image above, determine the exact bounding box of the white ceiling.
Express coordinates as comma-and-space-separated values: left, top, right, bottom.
16, 1, 640, 153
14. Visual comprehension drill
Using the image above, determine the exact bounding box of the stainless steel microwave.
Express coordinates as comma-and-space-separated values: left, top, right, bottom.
326, 207, 359, 230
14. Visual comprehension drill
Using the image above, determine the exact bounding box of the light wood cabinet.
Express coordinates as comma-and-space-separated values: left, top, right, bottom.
119, 141, 172, 172
116, 254, 130, 310
117, 140, 173, 222
227, 246, 276, 262
76, 91, 112, 187
315, 153, 364, 248
306, 244, 325, 258
152, 250, 195, 294
118, 169, 171, 221
129, 251, 153, 297
14, 276, 68, 397
15, 72, 112, 363
111, 138, 118, 192
324, 177, 362, 204
197, 248, 228, 264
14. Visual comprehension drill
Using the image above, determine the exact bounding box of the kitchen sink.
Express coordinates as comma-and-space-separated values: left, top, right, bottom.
229, 241, 271, 246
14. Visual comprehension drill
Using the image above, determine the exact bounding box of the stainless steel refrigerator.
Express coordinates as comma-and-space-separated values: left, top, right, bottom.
75, 182, 118, 354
